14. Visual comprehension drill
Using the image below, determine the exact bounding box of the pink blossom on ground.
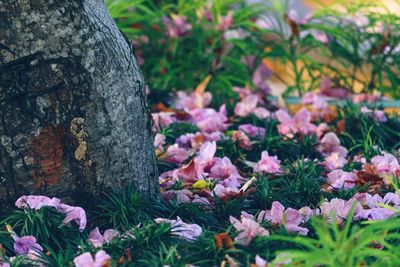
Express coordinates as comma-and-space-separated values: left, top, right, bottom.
275, 108, 317, 138
15, 195, 60, 210
326, 170, 357, 190
252, 63, 272, 94
253, 107, 270, 119
88, 227, 119, 248
238, 124, 266, 138
163, 189, 193, 204
210, 157, 244, 188
57, 204, 87, 231
213, 184, 240, 198
15, 196, 87, 230
254, 255, 268, 267
371, 152, 400, 174
165, 144, 190, 164
235, 95, 258, 117
253, 151, 282, 174
233, 86, 258, 100
173, 141, 216, 183
356, 207, 396, 221
360, 106, 387, 122
14, 236, 43, 256
257, 201, 309, 235
155, 217, 202, 241
219, 11, 233, 31
74, 250, 111, 267
287, 10, 311, 25
324, 152, 348, 171
154, 133, 166, 150
175, 90, 212, 110
315, 123, 329, 139
320, 77, 348, 98
163, 15, 192, 38
301, 92, 328, 110
318, 132, 348, 157
230, 213, 269, 246
232, 130, 252, 150
152, 112, 175, 131
311, 31, 329, 43
189, 105, 229, 133
355, 193, 398, 220
320, 198, 360, 224
298, 206, 319, 223
352, 93, 380, 103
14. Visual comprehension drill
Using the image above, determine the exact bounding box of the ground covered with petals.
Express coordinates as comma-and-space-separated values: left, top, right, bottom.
1, 0, 400, 266
2, 87, 400, 266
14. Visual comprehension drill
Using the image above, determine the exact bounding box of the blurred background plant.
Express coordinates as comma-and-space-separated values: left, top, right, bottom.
107, 0, 399, 106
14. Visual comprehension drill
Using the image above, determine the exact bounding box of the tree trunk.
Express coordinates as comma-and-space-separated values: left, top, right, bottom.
0, 0, 158, 210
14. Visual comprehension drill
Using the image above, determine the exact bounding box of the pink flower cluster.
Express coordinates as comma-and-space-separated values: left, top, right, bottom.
15, 195, 87, 230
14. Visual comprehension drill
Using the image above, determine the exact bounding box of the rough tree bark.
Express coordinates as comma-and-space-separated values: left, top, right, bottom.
0, 0, 158, 210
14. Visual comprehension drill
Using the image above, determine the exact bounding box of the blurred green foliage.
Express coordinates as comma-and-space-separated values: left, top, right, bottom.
107, 0, 400, 105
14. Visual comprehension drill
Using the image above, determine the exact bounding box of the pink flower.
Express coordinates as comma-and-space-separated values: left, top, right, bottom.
152, 112, 175, 131
252, 63, 272, 94
320, 198, 360, 224
238, 124, 266, 139
219, 11, 233, 31
315, 123, 329, 139
210, 157, 244, 188
254, 255, 268, 267
253, 151, 282, 174
287, 10, 311, 25
175, 90, 212, 110
166, 144, 190, 164
74, 250, 111, 267
326, 170, 357, 190
371, 152, 400, 174
189, 106, 229, 133
57, 204, 87, 231
155, 217, 202, 241
163, 189, 193, 204
88, 227, 119, 248
235, 95, 258, 117
232, 130, 252, 150
257, 202, 308, 235
213, 184, 240, 198
15, 195, 87, 230
324, 153, 348, 171
355, 193, 400, 221
230, 213, 269, 246
275, 108, 317, 138
15, 196, 60, 210
356, 207, 395, 221
301, 92, 328, 110
154, 133, 166, 150
14, 236, 43, 256
253, 107, 271, 119
364, 193, 400, 208
320, 77, 348, 98
194, 141, 216, 170
311, 31, 329, 43
361, 107, 387, 122
298, 206, 319, 223
174, 141, 216, 182
163, 15, 192, 38
318, 132, 348, 157
352, 93, 380, 103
